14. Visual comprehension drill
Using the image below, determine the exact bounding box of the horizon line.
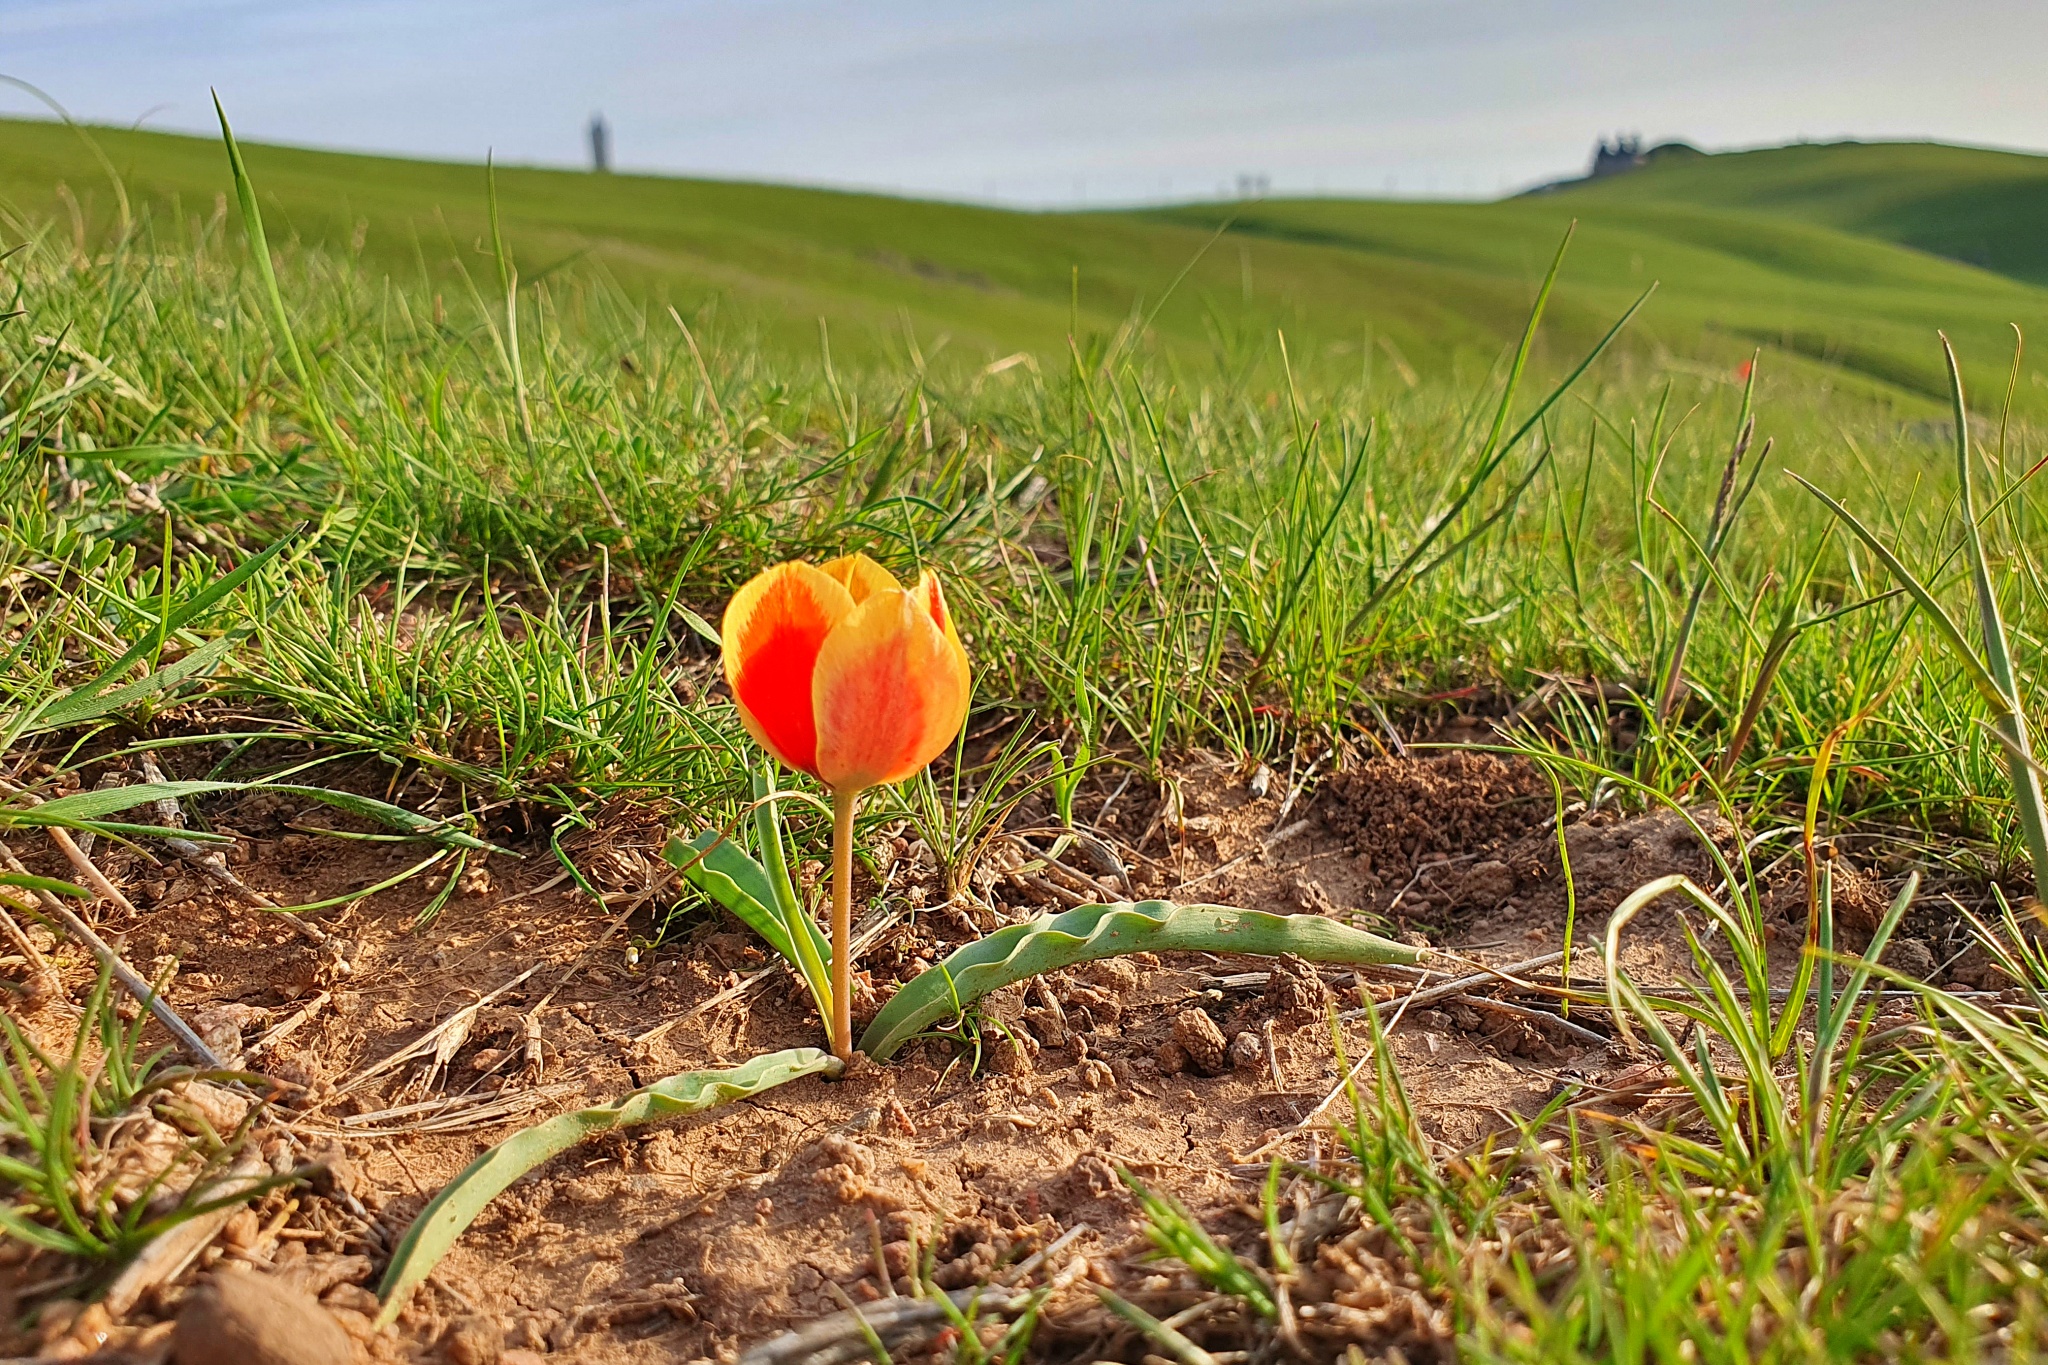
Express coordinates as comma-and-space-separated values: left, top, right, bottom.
6, 111, 2047, 215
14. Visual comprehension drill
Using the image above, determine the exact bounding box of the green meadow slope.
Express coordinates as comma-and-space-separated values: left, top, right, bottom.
1551, 139, 2048, 286
9, 118, 1612, 373
1146, 186, 2048, 407
5, 118, 2048, 403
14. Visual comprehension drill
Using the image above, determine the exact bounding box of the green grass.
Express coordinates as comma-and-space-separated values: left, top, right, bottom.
8, 117, 2048, 1356
5, 115, 1453, 369
1553, 138, 2048, 286
1111, 864, 2048, 1360
0, 960, 287, 1271
10, 118, 2048, 408
3, 149, 2042, 858
1150, 186, 2048, 409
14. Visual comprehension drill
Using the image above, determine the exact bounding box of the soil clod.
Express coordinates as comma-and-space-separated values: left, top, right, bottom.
171, 1268, 356, 1365
1172, 1008, 1229, 1075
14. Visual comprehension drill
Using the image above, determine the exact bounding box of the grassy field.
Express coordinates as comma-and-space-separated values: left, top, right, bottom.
7, 117, 2048, 1359
10, 117, 2048, 405
1553, 138, 2048, 286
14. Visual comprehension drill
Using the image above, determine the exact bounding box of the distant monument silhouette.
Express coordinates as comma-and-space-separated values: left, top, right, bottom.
589, 114, 611, 173
1518, 136, 1702, 197
1590, 134, 1644, 178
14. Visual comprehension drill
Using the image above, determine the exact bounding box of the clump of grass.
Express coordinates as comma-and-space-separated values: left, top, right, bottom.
7, 194, 2042, 847
1119, 1167, 1277, 1318
1074, 841, 2048, 1361
0, 960, 283, 1279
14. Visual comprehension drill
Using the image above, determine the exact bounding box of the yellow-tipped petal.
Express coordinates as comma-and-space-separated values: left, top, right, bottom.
721, 561, 855, 778
910, 568, 967, 661
820, 552, 901, 604
811, 588, 972, 791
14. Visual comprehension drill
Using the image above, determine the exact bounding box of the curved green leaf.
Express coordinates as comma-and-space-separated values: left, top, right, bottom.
59, 444, 224, 468
664, 831, 829, 962
858, 901, 1430, 1060
375, 1047, 840, 1325
23, 530, 297, 740
30, 636, 238, 735
664, 831, 793, 959
664, 829, 832, 1021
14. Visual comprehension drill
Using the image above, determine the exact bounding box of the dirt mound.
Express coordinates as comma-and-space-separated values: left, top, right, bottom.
1533, 805, 1733, 910
1319, 751, 1551, 880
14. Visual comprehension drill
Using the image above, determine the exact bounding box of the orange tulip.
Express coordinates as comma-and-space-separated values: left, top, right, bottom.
721, 553, 970, 790
721, 552, 970, 1059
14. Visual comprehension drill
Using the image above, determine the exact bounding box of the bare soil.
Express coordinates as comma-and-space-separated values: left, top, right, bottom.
3, 742, 1951, 1363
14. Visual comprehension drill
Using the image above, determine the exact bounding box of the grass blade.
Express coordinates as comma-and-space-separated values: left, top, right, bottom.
26, 636, 237, 736
0, 871, 89, 899
1121, 1167, 1276, 1315
1790, 473, 2004, 710
1093, 1288, 1219, 1365
21, 530, 296, 738
9, 780, 503, 853
486, 155, 536, 452
1340, 240, 1653, 642
212, 95, 347, 458
1944, 333, 2048, 899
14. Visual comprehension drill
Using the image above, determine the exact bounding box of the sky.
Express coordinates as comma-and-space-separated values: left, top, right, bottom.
6, 0, 2048, 207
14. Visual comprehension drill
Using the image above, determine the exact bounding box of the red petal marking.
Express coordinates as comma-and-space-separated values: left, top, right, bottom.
726, 567, 848, 777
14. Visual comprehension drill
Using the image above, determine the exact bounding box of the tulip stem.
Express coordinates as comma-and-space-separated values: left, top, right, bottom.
830, 784, 860, 1061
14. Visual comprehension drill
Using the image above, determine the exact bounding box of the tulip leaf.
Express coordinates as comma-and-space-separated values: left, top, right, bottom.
663, 830, 830, 970
859, 900, 1431, 1060
375, 1047, 840, 1326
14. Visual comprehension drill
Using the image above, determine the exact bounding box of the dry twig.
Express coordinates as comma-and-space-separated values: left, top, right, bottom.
0, 835, 225, 1068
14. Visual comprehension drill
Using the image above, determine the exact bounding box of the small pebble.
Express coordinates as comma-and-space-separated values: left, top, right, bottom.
1228, 1031, 1264, 1072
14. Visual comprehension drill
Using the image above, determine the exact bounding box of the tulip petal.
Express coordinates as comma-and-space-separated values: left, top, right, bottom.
821, 552, 900, 604
722, 562, 855, 778
911, 569, 967, 659
812, 588, 972, 791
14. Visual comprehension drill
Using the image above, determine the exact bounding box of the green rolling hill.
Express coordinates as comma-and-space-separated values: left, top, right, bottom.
5, 117, 2048, 406
1549, 139, 2048, 286
1145, 191, 2048, 408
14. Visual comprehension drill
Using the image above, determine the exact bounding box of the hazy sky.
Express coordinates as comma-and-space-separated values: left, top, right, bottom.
6, 0, 2048, 206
